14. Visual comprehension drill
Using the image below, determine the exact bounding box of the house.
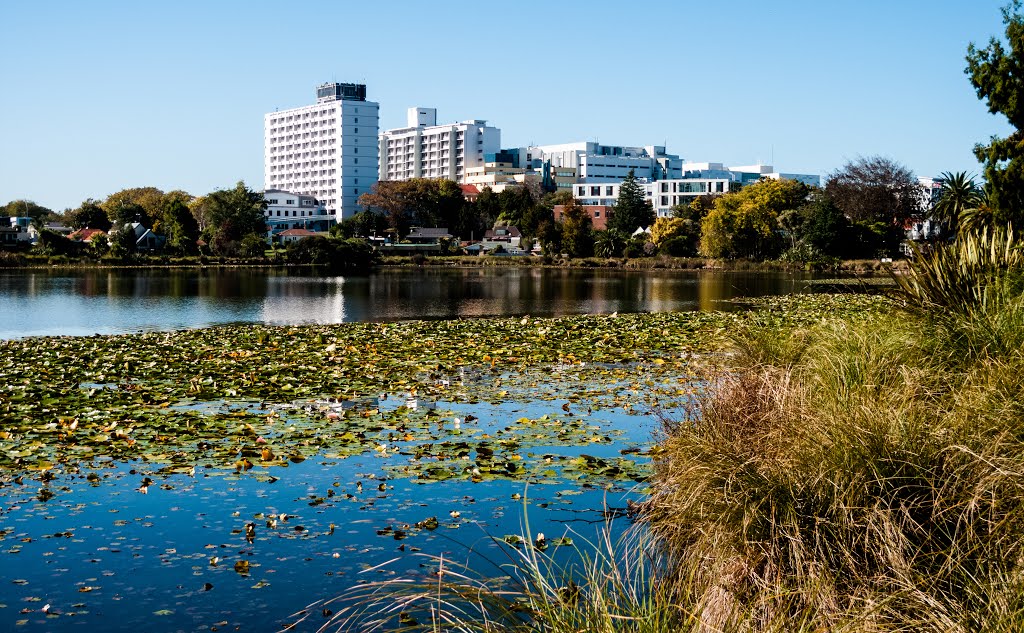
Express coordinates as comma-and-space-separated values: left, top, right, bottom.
460, 184, 480, 202
0, 226, 21, 247
480, 226, 524, 254
405, 227, 453, 245
277, 228, 319, 244
68, 228, 108, 243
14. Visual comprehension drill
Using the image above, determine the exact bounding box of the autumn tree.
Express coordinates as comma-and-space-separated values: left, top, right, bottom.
699, 178, 809, 259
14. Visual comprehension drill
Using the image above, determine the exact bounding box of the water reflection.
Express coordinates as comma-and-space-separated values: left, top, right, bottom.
0, 267, 815, 339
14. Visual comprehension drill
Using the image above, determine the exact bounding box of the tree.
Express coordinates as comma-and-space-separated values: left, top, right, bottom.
160, 198, 200, 254
67, 200, 112, 231
2, 200, 54, 222
825, 156, 923, 226
102, 187, 165, 228
967, 2, 1024, 228
932, 171, 980, 236
473, 187, 502, 232
608, 169, 655, 234
594, 229, 627, 258
699, 178, 809, 259
559, 198, 594, 258
202, 182, 267, 256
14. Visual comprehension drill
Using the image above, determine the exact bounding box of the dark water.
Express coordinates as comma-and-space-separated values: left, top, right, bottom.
0, 267, 814, 339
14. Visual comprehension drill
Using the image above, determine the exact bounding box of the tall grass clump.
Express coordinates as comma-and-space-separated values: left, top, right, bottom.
299, 521, 690, 633
642, 232, 1024, 631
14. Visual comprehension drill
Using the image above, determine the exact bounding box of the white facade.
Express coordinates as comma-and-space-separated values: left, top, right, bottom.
526, 142, 683, 182
263, 189, 334, 237
379, 107, 501, 182
574, 163, 821, 218
264, 83, 379, 221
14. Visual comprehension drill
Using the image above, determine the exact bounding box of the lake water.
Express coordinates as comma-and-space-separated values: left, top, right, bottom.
0, 267, 814, 339
0, 266, 817, 631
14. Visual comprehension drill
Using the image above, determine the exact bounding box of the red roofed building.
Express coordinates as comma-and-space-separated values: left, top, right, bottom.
277, 228, 319, 244
460, 184, 480, 202
68, 228, 108, 243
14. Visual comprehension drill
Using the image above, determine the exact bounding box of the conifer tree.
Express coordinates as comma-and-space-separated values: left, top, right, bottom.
608, 170, 655, 234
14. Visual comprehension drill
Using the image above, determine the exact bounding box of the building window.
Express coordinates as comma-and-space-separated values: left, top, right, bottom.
590, 186, 600, 196
594, 211, 601, 218
605, 186, 613, 196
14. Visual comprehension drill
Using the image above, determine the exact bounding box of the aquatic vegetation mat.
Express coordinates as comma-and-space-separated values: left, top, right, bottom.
0, 294, 886, 630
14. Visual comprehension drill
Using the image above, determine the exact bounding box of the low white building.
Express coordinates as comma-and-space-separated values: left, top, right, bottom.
525, 141, 683, 182
264, 189, 334, 240
573, 163, 821, 218
379, 107, 500, 183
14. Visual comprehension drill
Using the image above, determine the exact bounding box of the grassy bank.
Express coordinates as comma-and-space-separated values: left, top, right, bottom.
640, 230, 1024, 632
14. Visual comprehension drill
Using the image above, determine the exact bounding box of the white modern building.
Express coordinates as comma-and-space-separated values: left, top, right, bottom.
379, 108, 500, 182
574, 163, 821, 218
264, 82, 379, 221
524, 142, 684, 182
263, 189, 335, 240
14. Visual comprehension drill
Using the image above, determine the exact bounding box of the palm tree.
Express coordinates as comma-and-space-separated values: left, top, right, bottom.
932, 171, 979, 237
959, 185, 994, 236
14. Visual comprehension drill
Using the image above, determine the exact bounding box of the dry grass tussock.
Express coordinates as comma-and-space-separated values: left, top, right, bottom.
643, 231, 1024, 632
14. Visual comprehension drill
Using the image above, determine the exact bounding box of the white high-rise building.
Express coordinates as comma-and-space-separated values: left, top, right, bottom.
379, 107, 500, 182
264, 82, 379, 221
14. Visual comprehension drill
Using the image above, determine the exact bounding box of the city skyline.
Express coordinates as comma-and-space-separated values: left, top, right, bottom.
0, 0, 1014, 212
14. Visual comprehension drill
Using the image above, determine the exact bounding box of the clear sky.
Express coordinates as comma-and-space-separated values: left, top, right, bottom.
0, 0, 1014, 212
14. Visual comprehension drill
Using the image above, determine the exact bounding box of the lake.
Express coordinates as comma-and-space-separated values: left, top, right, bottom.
0, 266, 815, 339
0, 267, 825, 631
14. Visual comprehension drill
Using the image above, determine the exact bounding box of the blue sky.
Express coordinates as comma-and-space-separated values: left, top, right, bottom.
0, 0, 1014, 211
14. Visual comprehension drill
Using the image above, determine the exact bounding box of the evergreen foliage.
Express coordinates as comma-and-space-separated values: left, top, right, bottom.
967, 1, 1024, 229
608, 169, 655, 234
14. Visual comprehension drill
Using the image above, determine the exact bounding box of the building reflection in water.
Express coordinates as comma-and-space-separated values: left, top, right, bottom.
260, 276, 347, 325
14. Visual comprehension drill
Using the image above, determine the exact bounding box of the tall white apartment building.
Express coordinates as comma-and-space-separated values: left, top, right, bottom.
379, 108, 500, 182
264, 82, 379, 221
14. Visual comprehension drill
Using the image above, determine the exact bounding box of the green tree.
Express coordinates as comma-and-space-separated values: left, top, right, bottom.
496, 186, 535, 228
559, 198, 594, 258
608, 170, 655, 234
202, 182, 267, 256
102, 187, 165, 227
967, 2, 1024, 228
2, 200, 54, 222
825, 156, 923, 226
67, 200, 112, 231
473, 186, 502, 233
699, 178, 809, 259
933, 171, 980, 236
160, 198, 200, 254
594, 229, 627, 258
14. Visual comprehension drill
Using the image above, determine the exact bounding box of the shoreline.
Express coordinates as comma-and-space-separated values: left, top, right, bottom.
0, 254, 906, 274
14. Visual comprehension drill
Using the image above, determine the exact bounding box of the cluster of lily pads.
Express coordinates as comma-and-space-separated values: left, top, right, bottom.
0, 295, 889, 490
